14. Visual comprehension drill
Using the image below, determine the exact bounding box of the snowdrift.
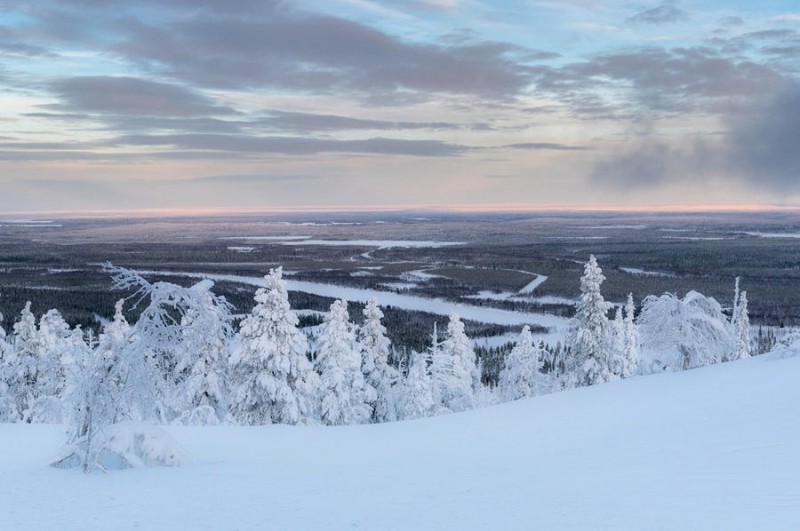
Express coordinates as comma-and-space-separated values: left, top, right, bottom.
51, 422, 187, 472
2, 352, 799, 530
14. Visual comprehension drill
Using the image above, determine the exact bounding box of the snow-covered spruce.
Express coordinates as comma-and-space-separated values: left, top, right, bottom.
431, 314, 480, 414
732, 290, 751, 361
315, 299, 373, 425
565, 255, 615, 387
497, 325, 545, 401
358, 298, 400, 423
229, 267, 320, 426
173, 280, 233, 425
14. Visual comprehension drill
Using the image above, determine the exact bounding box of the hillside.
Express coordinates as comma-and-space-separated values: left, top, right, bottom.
2, 352, 799, 530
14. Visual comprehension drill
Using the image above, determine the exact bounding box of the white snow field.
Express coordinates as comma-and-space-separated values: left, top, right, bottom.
2, 352, 800, 530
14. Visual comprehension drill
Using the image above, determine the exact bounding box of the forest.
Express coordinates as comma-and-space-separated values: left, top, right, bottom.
1, 253, 792, 472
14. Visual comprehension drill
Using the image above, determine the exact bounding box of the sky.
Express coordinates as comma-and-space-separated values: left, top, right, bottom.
1, 0, 799, 214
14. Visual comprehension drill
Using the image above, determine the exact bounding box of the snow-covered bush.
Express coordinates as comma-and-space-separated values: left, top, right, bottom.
52, 421, 187, 472
637, 291, 733, 373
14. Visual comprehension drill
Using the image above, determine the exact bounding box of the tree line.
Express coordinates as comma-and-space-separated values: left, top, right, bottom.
0, 257, 794, 471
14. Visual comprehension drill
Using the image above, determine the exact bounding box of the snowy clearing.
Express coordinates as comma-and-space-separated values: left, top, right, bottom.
620, 267, 676, 278
220, 236, 312, 241
226, 246, 256, 253
742, 231, 800, 239
280, 239, 464, 248
518, 273, 548, 294
3, 353, 799, 530
142, 270, 568, 329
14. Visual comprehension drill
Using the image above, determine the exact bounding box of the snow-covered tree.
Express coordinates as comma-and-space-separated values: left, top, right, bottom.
229, 267, 320, 426
431, 314, 478, 414
106, 264, 232, 422
609, 305, 625, 375
731, 290, 751, 360
637, 291, 733, 373
399, 349, 435, 420
498, 325, 544, 401
566, 255, 614, 387
619, 293, 640, 377
28, 308, 80, 422
358, 298, 399, 423
0, 308, 17, 421
315, 299, 372, 425
173, 280, 233, 425
9, 302, 42, 422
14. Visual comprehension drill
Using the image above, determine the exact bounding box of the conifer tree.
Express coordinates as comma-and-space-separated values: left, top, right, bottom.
315, 299, 372, 425
0, 308, 17, 421
174, 281, 233, 425
11, 302, 41, 422
431, 314, 478, 413
566, 255, 614, 387
498, 325, 543, 401
230, 267, 320, 425
732, 290, 751, 360
620, 293, 640, 377
358, 298, 399, 423
400, 349, 435, 420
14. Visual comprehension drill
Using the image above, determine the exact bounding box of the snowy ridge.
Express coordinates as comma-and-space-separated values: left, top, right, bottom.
2, 353, 799, 530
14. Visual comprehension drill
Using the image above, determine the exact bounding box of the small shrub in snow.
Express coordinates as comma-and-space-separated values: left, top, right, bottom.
52, 421, 187, 472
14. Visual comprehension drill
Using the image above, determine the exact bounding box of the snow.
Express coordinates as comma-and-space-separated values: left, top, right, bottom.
743, 231, 800, 239
401, 269, 443, 281
226, 246, 256, 253
380, 281, 418, 291
220, 235, 312, 241
349, 270, 374, 277
281, 239, 463, 248
3, 353, 800, 530
141, 270, 568, 329
620, 266, 676, 277
518, 273, 548, 294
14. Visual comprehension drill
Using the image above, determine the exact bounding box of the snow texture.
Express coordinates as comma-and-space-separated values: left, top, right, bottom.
2, 353, 799, 530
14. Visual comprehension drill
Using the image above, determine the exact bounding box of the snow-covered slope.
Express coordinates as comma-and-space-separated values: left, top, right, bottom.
2, 353, 799, 530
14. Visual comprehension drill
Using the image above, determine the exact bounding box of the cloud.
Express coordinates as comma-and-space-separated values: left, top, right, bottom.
260, 111, 464, 132
110, 5, 539, 99
727, 83, 800, 189
533, 46, 786, 114
591, 138, 717, 187
591, 83, 800, 192
628, 1, 689, 25
109, 134, 469, 156
503, 142, 590, 151
49, 76, 239, 117
194, 174, 319, 184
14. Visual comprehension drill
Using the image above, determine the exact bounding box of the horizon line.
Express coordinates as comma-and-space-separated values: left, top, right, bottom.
2, 203, 799, 219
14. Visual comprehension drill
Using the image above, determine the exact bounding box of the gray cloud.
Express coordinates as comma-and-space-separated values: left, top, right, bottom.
591, 139, 717, 187
110, 7, 538, 99
194, 174, 320, 184
727, 83, 800, 188
260, 111, 466, 132
628, 1, 689, 25
533, 46, 786, 114
503, 142, 590, 151
109, 134, 469, 156
591, 83, 800, 191
50, 76, 239, 117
